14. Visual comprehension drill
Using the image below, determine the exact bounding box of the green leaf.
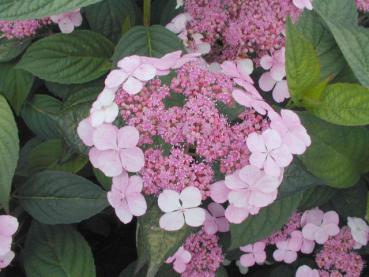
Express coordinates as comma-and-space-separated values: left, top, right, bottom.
24, 221, 96, 277
17, 170, 108, 224
366, 192, 369, 222
17, 31, 114, 84
330, 180, 368, 218
313, 0, 357, 23
298, 185, 336, 210
216, 267, 228, 277
0, 37, 31, 62
278, 159, 323, 197
136, 198, 193, 277
299, 112, 369, 188
229, 192, 302, 250
27, 139, 87, 174
312, 83, 369, 126
119, 261, 178, 277
85, 0, 136, 43
112, 25, 184, 65
151, 0, 183, 25
0, 0, 103, 20
15, 137, 43, 177
296, 11, 345, 79
285, 18, 321, 102
21, 94, 62, 139
93, 168, 112, 191
0, 95, 19, 210
0, 61, 34, 114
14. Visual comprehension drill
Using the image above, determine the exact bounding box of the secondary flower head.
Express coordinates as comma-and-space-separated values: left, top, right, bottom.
295, 265, 319, 277
107, 172, 147, 224
0, 18, 50, 39
273, 230, 303, 264
50, 9, 82, 33
204, 203, 229, 235
239, 242, 267, 267
347, 217, 369, 249
158, 186, 206, 231
301, 208, 340, 244
166, 246, 192, 274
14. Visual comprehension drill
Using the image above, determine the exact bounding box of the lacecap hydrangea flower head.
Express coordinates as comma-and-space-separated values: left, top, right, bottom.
77, 49, 311, 276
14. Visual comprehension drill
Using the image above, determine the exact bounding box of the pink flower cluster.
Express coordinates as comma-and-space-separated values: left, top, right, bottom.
356, 0, 369, 11
0, 18, 50, 39
0, 215, 18, 271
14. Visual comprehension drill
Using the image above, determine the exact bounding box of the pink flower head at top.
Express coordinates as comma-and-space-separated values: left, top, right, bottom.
293, 0, 313, 10
239, 242, 267, 267
224, 165, 281, 223
246, 129, 293, 177
107, 172, 147, 224
295, 265, 319, 277
50, 9, 82, 33
89, 124, 145, 177
166, 246, 192, 273
347, 217, 369, 249
105, 55, 157, 95
158, 186, 206, 231
301, 208, 340, 244
270, 109, 311, 155
204, 202, 229, 235
0, 215, 18, 270
273, 231, 303, 264
89, 88, 119, 127
259, 48, 290, 103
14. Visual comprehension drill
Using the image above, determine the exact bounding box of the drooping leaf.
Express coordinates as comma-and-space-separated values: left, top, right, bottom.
312, 83, 369, 126
112, 25, 184, 65
0, 61, 34, 114
136, 198, 193, 277
85, 0, 136, 43
0, 95, 19, 210
21, 94, 62, 139
17, 31, 114, 84
229, 192, 302, 250
17, 170, 108, 224
313, 0, 358, 24
0, 37, 31, 62
15, 137, 43, 177
24, 221, 96, 277
0, 0, 103, 20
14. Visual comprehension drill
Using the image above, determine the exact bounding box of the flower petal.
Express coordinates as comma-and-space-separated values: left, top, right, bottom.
180, 186, 202, 208
92, 124, 118, 151
127, 192, 147, 216
160, 211, 185, 231
158, 190, 181, 212
118, 126, 140, 149
120, 147, 145, 172
123, 77, 144, 95
210, 181, 230, 204
0, 216, 18, 237
184, 207, 206, 227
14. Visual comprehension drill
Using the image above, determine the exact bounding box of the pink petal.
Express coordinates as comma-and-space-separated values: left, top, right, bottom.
225, 173, 247, 190
271, 145, 293, 167
123, 77, 144, 95
249, 190, 277, 208
296, 265, 316, 277
0, 251, 14, 269
204, 215, 218, 235
180, 186, 202, 208
238, 165, 263, 186
118, 126, 140, 148
0, 235, 11, 256
118, 55, 141, 72
77, 118, 94, 147
221, 61, 240, 78
254, 251, 267, 264
0, 216, 18, 237
210, 181, 230, 204
253, 242, 266, 252
184, 208, 206, 227
133, 64, 156, 81
126, 175, 143, 194
246, 132, 266, 153
90, 149, 123, 177
158, 190, 181, 212
115, 205, 133, 224
302, 223, 319, 241
264, 156, 281, 177
283, 250, 297, 264
322, 223, 340, 237
240, 244, 253, 253
224, 205, 249, 224
105, 69, 128, 89
256, 175, 280, 193
228, 190, 250, 208
240, 253, 255, 267
160, 211, 185, 231
314, 228, 329, 244
272, 249, 285, 262
215, 217, 230, 232
173, 259, 187, 273
288, 231, 303, 251
120, 147, 145, 172
70, 11, 83, 26
301, 208, 324, 226
111, 171, 129, 191
237, 59, 254, 80
259, 72, 276, 92
270, 63, 286, 81
249, 152, 267, 169
90, 110, 106, 127
232, 89, 252, 107
283, 133, 307, 155
208, 202, 225, 217
92, 124, 118, 151
260, 55, 273, 70
104, 104, 119, 123
322, 211, 339, 225
272, 80, 290, 103
301, 239, 315, 254
58, 19, 75, 34
126, 193, 147, 216
263, 129, 282, 151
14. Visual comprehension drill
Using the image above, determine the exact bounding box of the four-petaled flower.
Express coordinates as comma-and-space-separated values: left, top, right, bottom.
50, 9, 82, 34
273, 231, 303, 264
204, 203, 229, 235
239, 242, 267, 267
107, 172, 147, 224
158, 186, 206, 231
89, 124, 145, 177
166, 246, 192, 273
247, 129, 293, 177
347, 216, 369, 249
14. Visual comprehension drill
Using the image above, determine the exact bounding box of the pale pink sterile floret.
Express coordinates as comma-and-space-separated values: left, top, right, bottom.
273, 230, 303, 264
232, 89, 273, 116
158, 186, 206, 231
293, 0, 313, 10
89, 88, 119, 127
166, 13, 192, 34
105, 55, 157, 95
0, 251, 15, 270
204, 203, 229, 235
77, 117, 95, 147
301, 208, 340, 244
142, 51, 183, 76
89, 124, 145, 177
50, 9, 82, 33
247, 129, 293, 177
166, 246, 192, 273
107, 172, 147, 224
295, 265, 319, 277
347, 217, 369, 249
210, 181, 231, 204
239, 242, 267, 267
270, 109, 311, 155
0, 215, 18, 257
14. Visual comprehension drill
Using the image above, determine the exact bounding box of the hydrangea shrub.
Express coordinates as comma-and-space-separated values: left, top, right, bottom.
1, 0, 369, 276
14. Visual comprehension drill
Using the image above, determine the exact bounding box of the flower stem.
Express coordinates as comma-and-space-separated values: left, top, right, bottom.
143, 0, 151, 27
